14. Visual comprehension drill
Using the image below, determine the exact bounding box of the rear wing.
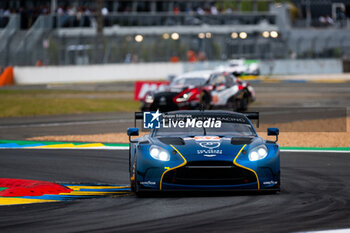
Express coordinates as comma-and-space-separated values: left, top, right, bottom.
243, 112, 259, 128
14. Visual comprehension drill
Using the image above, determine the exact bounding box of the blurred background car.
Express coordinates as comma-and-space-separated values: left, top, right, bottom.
141, 70, 212, 112
141, 70, 255, 112
216, 59, 260, 76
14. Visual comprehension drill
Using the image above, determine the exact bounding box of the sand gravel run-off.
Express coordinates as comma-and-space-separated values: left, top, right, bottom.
27, 117, 350, 148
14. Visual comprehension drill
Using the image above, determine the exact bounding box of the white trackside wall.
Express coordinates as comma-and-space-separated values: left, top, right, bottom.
13, 59, 345, 85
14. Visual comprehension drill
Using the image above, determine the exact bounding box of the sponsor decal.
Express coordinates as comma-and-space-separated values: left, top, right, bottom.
134, 81, 169, 100
199, 142, 221, 149
197, 139, 222, 156
140, 181, 156, 185
144, 112, 222, 129
159, 96, 167, 105
143, 110, 162, 129
263, 181, 278, 185
197, 149, 222, 156
162, 118, 221, 128
202, 154, 217, 157
142, 112, 248, 130
212, 95, 219, 104
194, 136, 220, 141
216, 116, 247, 123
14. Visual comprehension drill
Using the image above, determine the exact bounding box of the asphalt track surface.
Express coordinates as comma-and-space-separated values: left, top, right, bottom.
1, 81, 350, 232
1, 149, 350, 233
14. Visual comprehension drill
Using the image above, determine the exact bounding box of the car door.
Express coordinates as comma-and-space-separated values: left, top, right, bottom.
210, 74, 239, 106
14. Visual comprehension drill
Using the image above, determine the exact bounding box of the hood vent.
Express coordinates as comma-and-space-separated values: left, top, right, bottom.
231, 137, 253, 145
158, 137, 185, 145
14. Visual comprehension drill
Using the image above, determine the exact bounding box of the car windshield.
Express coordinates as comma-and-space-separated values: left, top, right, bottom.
209, 74, 226, 85
171, 77, 207, 87
229, 64, 239, 67
154, 121, 255, 137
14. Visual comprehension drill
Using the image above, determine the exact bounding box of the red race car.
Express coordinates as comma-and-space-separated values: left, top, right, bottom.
141, 70, 255, 112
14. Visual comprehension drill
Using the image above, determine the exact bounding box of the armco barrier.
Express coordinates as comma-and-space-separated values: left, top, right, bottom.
13, 59, 344, 85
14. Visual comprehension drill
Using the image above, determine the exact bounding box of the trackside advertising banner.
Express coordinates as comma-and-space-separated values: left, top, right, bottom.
134, 81, 169, 100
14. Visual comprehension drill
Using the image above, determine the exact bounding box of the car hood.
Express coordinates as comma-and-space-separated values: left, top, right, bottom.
156, 136, 261, 163
153, 85, 197, 95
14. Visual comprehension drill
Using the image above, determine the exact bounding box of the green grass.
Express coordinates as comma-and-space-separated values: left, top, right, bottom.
0, 90, 140, 117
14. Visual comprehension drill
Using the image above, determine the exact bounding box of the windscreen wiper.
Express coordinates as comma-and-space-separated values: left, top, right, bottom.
199, 109, 207, 136
202, 125, 206, 136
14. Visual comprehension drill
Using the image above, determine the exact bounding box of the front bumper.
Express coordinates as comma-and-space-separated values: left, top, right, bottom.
135, 143, 280, 192
136, 161, 279, 191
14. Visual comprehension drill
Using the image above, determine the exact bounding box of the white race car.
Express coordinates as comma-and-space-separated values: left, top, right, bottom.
216, 59, 260, 76
141, 70, 255, 112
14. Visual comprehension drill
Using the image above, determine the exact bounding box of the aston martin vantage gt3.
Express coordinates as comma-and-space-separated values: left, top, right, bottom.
127, 110, 280, 194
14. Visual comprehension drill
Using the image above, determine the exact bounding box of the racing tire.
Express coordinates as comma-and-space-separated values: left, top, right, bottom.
199, 91, 211, 110
227, 97, 240, 112
134, 183, 149, 197
262, 189, 280, 195
135, 183, 145, 196
130, 149, 137, 192
130, 180, 136, 192
239, 91, 249, 111
135, 191, 148, 197
264, 172, 281, 194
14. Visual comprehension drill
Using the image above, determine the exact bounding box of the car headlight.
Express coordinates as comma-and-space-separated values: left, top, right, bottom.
149, 145, 170, 161
175, 92, 192, 103
248, 145, 268, 161
175, 88, 202, 103
145, 94, 154, 104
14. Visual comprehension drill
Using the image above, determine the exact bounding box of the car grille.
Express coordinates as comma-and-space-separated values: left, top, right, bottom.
152, 93, 178, 107
163, 161, 256, 186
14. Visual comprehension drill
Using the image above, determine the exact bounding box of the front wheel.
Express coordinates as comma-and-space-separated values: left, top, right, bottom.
134, 182, 148, 197
199, 92, 211, 110
239, 94, 249, 111
135, 190, 148, 197
130, 178, 136, 192
227, 97, 240, 112
130, 154, 137, 192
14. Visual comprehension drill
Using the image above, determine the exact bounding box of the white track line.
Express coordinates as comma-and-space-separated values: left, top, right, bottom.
300, 228, 350, 233
281, 149, 350, 153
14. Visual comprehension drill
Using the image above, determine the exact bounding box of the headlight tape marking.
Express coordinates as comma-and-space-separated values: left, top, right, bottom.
159, 144, 187, 190
233, 144, 260, 190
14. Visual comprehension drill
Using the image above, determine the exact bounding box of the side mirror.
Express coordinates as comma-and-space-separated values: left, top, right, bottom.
127, 128, 139, 142
267, 128, 279, 142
